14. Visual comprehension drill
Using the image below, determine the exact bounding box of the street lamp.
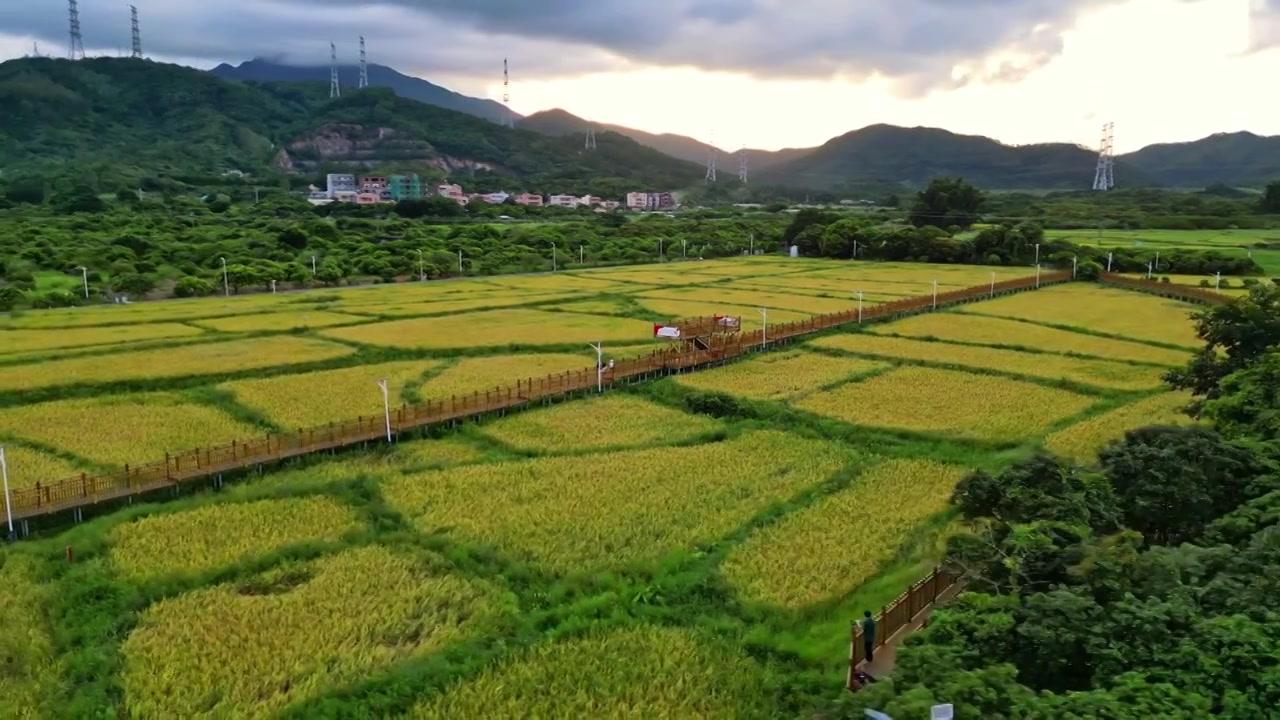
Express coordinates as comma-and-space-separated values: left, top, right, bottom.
990, 272, 996, 298
857, 291, 863, 322
375, 379, 391, 442
311, 255, 317, 276
932, 279, 938, 310
1106, 252, 1113, 272
417, 249, 425, 281
589, 342, 603, 393
1034, 243, 1040, 266
551, 243, 557, 272
579, 245, 584, 265
1146, 260, 1153, 280
220, 257, 229, 297
76, 266, 88, 299
1072, 255, 1078, 279
1215, 271, 1221, 290
758, 307, 767, 349
1036, 263, 1042, 287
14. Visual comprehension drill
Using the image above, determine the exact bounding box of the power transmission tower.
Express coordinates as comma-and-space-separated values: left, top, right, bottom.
358, 36, 368, 89
1091, 122, 1114, 190
68, 0, 85, 60
705, 133, 717, 183
502, 58, 513, 127
129, 5, 142, 59
585, 119, 596, 150
329, 42, 340, 98
738, 145, 748, 183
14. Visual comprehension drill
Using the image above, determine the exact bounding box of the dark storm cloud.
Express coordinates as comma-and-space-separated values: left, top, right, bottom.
0, 0, 1188, 93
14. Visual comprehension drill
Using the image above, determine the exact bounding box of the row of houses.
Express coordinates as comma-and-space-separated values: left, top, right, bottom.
308, 173, 675, 211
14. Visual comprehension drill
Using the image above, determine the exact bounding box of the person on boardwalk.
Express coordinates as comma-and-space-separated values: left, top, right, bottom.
862, 611, 877, 663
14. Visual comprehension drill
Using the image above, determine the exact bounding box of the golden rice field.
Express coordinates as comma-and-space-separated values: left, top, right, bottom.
222, 359, 445, 429
675, 349, 889, 401
811, 333, 1164, 391
721, 458, 968, 608
382, 431, 860, 574
121, 546, 510, 718
874, 312, 1193, 366
483, 394, 722, 451
1043, 392, 1197, 462
413, 626, 775, 718
109, 496, 363, 582
0, 257, 1223, 717
794, 366, 1097, 443
0, 335, 354, 393
955, 284, 1202, 347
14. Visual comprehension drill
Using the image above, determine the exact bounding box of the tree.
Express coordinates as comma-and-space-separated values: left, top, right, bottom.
1261, 180, 1280, 213
173, 275, 214, 297
110, 272, 155, 297
953, 454, 1118, 531
1202, 350, 1280, 441
1098, 426, 1264, 544
908, 177, 985, 229
1165, 285, 1280, 413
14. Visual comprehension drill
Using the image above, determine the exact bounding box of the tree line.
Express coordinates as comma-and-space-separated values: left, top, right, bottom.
831, 283, 1280, 717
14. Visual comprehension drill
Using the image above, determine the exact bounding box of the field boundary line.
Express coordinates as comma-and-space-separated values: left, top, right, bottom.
1, 270, 1072, 533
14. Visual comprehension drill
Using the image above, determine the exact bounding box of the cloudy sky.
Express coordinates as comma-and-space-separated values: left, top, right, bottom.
1, 0, 1276, 152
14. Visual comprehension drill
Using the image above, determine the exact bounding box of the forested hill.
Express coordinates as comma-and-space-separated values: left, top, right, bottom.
0, 57, 702, 195
753, 124, 1153, 192
1120, 131, 1280, 189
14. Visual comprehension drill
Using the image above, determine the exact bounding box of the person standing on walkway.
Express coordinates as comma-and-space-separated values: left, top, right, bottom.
862, 611, 877, 662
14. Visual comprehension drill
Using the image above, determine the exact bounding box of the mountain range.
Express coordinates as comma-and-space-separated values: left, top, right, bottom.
210, 60, 1280, 191
3, 56, 1278, 194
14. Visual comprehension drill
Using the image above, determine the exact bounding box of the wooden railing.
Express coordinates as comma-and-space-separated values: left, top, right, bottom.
847, 566, 959, 689
2, 269, 1072, 526
1099, 273, 1235, 305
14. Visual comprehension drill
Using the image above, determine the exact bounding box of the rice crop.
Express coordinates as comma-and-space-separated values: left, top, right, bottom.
320, 309, 653, 350
0, 393, 257, 470
794, 366, 1097, 443
585, 270, 726, 286
0, 336, 355, 394
635, 297, 810, 330
675, 349, 889, 401
109, 496, 363, 582
801, 263, 1032, 285
488, 274, 623, 292
336, 292, 577, 318
121, 546, 508, 718
190, 310, 369, 332
221, 359, 445, 429
419, 353, 593, 399
382, 430, 859, 573
688, 260, 815, 277
1043, 392, 1196, 462
0, 556, 60, 716
721, 458, 967, 608
413, 626, 776, 719
638, 287, 859, 314
0, 322, 205, 356
394, 436, 488, 470
545, 298, 632, 316
483, 394, 722, 452
956, 285, 1201, 347
812, 333, 1164, 391
874, 312, 1193, 366
0, 447, 84, 491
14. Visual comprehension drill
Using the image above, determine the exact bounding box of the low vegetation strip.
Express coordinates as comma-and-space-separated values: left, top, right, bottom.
0, 270, 1067, 525
482, 393, 723, 452
674, 350, 890, 401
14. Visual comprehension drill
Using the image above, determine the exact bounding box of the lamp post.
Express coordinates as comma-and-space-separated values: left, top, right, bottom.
1072, 255, 1078, 279
758, 307, 767, 349
1036, 263, 1042, 287
417, 249, 425, 281
579, 245, 584, 265
990, 272, 996, 298
932, 279, 938, 310
1215, 271, 1221, 290
1146, 260, 1153, 280
1034, 243, 1040, 266
375, 379, 391, 443
1107, 252, 1113, 272
857, 291, 863, 322
551, 243, 557, 272
77, 266, 88, 298
220, 257, 229, 297
311, 255, 317, 276
458, 250, 463, 275
589, 342, 603, 393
